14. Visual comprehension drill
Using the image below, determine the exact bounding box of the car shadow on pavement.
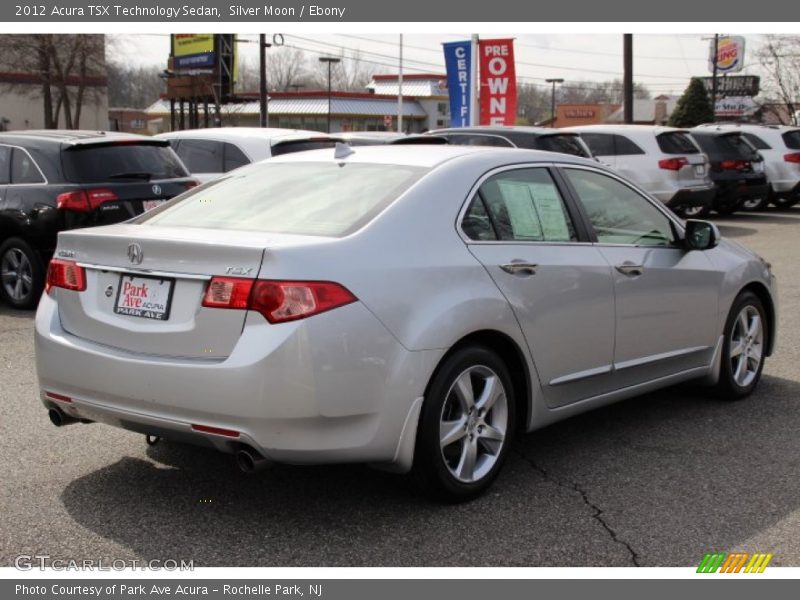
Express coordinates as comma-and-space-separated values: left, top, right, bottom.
715, 224, 759, 239
59, 374, 800, 567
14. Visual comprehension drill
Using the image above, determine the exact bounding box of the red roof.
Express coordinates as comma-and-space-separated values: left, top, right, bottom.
0, 71, 107, 87
372, 73, 446, 81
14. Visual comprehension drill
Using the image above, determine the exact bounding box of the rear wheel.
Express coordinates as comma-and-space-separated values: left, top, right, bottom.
741, 196, 770, 211
0, 237, 45, 309
713, 291, 767, 400
413, 346, 516, 502
771, 195, 800, 209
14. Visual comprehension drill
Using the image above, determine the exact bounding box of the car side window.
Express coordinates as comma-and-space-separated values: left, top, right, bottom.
463, 168, 577, 242
0, 145, 10, 184
612, 135, 645, 155
564, 168, 675, 247
10, 148, 45, 184
742, 133, 771, 150
175, 139, 224, 173
580, 133, 615, 156
223, 143, 249, 172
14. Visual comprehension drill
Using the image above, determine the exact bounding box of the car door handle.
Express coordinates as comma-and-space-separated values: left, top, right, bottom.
500, 262, 538, 276
615, 262, 644, 277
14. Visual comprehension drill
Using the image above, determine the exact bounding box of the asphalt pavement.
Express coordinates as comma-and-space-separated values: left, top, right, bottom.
1, 208, 799, 567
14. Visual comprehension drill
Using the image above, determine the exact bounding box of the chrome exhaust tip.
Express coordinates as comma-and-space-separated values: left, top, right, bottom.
236, 447, 272, 474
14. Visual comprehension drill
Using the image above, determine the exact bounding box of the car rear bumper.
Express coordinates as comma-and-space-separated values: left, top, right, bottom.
714, 177, 769, 207
772, 180, 800, 200
35, 293, 441, 470
661, 185, 716, 209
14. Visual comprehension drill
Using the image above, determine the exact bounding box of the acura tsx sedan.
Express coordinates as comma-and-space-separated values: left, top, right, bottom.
35, 144, 777, 501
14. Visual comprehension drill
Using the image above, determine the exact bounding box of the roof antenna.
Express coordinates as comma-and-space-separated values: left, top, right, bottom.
334, 142, 355, 159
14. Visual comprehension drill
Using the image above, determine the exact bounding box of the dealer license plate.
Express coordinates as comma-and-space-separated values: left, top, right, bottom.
113, 274, 174, 321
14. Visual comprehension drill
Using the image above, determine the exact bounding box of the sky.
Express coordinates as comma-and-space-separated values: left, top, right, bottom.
108, 33, 769, 97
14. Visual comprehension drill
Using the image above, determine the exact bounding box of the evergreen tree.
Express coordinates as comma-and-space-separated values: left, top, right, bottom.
669, 78, 715, 127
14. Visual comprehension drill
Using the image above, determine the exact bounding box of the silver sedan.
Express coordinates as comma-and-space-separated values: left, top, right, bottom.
35, 144, 777, 501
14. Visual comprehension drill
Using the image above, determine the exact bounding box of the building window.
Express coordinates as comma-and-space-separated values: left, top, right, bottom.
437, 102, 448, 115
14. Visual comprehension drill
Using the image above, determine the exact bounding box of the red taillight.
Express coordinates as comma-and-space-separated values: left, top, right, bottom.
56, 188, 119, 212
45, 259, 86, 294
658, 157, 689, 171
784, 152, 800, 164
191, 424, 240, 438
202, 277, 357, 323
201, 277, 254, 309
720, 159, 749, 171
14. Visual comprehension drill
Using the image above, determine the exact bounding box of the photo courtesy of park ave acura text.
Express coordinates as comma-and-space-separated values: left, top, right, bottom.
1, 23, 800, 574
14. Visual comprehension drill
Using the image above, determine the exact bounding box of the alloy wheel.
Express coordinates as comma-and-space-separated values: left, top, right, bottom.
1, 247, 34, 302
729, 305, 764, 388
439, 365, 508, 483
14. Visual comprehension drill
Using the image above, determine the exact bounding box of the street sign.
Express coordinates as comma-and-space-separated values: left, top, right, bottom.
709, 36, 746, 74
700, 75, 760, 97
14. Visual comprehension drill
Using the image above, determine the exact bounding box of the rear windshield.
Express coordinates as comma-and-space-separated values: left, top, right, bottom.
535, 134, 590, 157
657, 132, 701, 154
692, 133, 759, 160
62, 143, 188, 183
270, 139, 338, 156
783, 130, 800, 150
138, 162, 429, 237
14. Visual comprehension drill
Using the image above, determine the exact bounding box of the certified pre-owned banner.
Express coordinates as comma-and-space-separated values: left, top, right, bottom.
479, 38, 517, 126
443, 41, 473, 127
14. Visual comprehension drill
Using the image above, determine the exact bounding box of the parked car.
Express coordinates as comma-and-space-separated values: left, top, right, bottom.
689, 128, 769, 217
154, 127, 341, 183
426, 126, 593, 158
36, 145, 776, 501
695, 123, 800, 210
0, 130, 197, 309
562, 125, 715, 216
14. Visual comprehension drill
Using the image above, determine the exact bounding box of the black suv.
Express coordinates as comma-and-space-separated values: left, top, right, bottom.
687, 129, 768, 217
426, 126, 594, 158
0, 131, 197, 308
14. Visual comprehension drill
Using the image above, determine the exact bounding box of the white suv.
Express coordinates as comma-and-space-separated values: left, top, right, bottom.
562, 125, 715, 215
696, 123, 800, 210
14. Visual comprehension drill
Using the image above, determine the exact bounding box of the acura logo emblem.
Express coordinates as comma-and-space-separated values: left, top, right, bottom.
152, 184, 162, 196
127, 243, 143, 265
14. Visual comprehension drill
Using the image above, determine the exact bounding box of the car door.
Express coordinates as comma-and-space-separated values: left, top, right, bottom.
462, 165, 617, 408
561, 166, 723, 388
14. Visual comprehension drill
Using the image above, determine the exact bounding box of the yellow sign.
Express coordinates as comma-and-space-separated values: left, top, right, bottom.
173, 34, 214, 58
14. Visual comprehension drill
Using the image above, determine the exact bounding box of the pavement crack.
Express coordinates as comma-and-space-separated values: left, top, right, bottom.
514, 446, 641, 567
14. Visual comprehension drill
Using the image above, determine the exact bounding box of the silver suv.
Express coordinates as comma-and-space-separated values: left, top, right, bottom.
696, 123, 800, 210
563, 125, 715, 216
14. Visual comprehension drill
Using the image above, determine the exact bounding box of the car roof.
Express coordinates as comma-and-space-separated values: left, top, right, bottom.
429, 126, 573, 136
0, 130, 159, 146
561, 124, 688, 135
264, 143, 597, 169
695, 123, 800, 133
155, 127, 334, 144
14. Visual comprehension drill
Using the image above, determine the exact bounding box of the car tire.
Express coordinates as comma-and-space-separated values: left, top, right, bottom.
770, 195, 800, 209
412, 345, 516, 502
740, 197, 770, 211
0, 237, 46, 309
682, 205, 711, 218
713, 291, 767, 400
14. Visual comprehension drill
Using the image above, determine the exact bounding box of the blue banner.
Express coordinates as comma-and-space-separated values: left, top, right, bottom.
443, 41, 472, 127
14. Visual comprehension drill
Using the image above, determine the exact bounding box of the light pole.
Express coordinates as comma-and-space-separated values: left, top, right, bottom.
545, 78, 564, 128
318, 56, 341, 133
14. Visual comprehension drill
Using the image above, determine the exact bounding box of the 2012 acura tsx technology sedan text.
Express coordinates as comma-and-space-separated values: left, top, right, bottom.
35, 144, 777, 501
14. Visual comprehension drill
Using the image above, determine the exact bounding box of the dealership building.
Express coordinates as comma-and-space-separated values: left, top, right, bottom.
143, 73, 451, 133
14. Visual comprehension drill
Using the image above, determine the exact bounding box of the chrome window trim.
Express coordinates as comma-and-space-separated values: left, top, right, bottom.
0, 143, 49, 185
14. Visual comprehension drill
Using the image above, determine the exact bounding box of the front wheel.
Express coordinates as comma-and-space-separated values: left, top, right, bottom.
713, 291, 767, 400
413, 346, 516, 502
741, 197, 770, 211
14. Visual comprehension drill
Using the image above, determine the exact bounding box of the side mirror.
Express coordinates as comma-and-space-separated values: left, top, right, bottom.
684, 219, 720, 251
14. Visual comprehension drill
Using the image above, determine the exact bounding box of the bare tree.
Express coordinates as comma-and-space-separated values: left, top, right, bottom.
559, 79, 651, 105
757, 35, 800, 124
0, 34, 105, 129
309, 52, 375, 92
106, 63, 166, 108
238, 48, 309, 93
